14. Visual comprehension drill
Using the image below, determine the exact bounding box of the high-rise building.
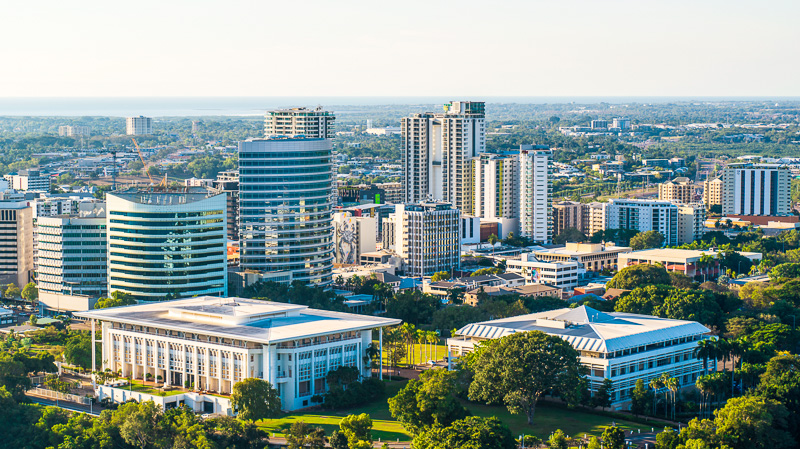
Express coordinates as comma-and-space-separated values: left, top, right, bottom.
58, 125, 90, 137
552, 201, 586, 238
467, 152, 519, 237
212, 169, 239, 241
586, 202, 606, 238
677, 203, 706, 244
10, 168, 51, 192
604, 199, 679, 246
658, 177, 694, 204
722, 164, 791, 216
389, 203, 460, 277
591, 120, 608, 129
401, 101, 486, 209
37, 203, 107, 300
126, 116, 153, 135
0, 201, 33, 288
238, 137, 334, 286
703, 177, 723, 207
264, 107, 335, 138
519, 145, 552, 244
106, 189, 227, 301
612, 118, 631, 130
333, 212, 376, 265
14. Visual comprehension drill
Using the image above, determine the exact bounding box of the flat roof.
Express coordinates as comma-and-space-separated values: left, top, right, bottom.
619, 248, 762, 261
75, 296, 400, 344
456, 305, 709, 353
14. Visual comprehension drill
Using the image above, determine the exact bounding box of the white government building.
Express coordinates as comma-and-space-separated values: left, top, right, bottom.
447, 306, 711, 410
77, 296, 400, 413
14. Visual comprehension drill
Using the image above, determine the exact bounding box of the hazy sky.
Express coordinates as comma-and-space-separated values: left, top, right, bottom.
2, 0, 798, 97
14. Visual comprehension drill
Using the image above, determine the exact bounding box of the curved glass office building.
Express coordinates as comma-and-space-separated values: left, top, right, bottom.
106, 189, 227, 301
238, 137, 334, 286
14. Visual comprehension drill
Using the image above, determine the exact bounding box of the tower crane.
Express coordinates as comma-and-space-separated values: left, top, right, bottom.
131, 138, 168, 188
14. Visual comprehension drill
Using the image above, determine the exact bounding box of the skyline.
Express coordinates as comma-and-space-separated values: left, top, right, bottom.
2, 0, 799, 97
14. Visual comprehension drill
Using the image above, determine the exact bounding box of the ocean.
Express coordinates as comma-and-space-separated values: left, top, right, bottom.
0, 96, 798, 117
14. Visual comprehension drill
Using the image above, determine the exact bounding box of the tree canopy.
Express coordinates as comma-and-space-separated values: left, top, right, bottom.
630, 230, 665, 250
467, 331, 585, 424
230, 378, 281, 421
606, 264, 671, 290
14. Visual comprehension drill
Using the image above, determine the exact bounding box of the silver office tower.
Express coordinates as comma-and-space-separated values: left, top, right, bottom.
401, 101, 485, 210
239, 108, 335, 286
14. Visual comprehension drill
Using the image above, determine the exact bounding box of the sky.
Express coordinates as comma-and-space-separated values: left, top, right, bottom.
1, 0, 798, 97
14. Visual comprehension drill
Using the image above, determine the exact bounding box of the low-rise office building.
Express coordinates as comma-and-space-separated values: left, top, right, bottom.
618, 248, 762, 280
529, 242, 632, 272
76, 296, 400, 412
447, 306, 711, 410
505, 254, 581, 290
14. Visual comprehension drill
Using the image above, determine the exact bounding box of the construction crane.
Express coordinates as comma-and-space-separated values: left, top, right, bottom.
131, 138, 168, 188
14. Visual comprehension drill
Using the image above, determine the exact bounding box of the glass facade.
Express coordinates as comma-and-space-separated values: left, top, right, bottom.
238, 138, 334, 286
106, 191, 227, 301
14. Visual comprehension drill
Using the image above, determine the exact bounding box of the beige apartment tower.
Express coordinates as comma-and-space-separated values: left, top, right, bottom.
659, 177, 694, 204
552, 201, 586, 237
703, 177, 723, 207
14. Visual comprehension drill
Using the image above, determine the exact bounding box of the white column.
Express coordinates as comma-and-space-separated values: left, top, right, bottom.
216, 349, 223, 392
193, 345, 199, 390
379, 327, 383, 381
165, 343, 172, 386
268, 345, 277, 385
205, 347, 211, 390
91, 319, 97, 388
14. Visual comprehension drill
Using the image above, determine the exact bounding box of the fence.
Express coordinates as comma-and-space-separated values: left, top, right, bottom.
29, 387, 92, 406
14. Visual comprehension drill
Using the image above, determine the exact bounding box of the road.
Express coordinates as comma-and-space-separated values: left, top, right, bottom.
26, 394, 101, 416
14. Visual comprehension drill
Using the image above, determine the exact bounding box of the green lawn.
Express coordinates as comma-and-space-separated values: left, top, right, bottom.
256, 379, 657, 442
378, 340, 450, 367
256, 380, 411, 441
126, 380, 184, 397
462, 400, 652, 439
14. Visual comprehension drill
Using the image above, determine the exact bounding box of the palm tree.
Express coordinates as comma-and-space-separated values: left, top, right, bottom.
427, 331, 440, 362
693, 338, 716, 375
416, 330, 425, 365
728, 339, 743, 396
695, 375, 710, 419
658, 374, 672, 419
649, 377, 662, 417
488, 233, 499, 255
665, 377, 679, 420
400, 323, 416, 366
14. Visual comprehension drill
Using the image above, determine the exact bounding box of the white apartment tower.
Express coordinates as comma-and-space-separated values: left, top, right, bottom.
36, 203, 108, 299
264, 107, 335, 138
391, 203, 460, 277
126, 116, 153, 135
604, 199, 679, 246
519, 145, 552, 244
401, 101, 486, 210
722, 164, 791, 216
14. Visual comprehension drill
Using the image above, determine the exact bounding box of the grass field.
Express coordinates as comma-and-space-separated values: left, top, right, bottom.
257, 380, 412, 441
126, 380, 184, 396
463, 400, 651, 439
256, 379, 659, 442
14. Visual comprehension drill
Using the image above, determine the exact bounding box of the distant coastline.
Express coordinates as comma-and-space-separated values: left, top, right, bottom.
1, 96, 799, 117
